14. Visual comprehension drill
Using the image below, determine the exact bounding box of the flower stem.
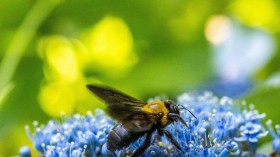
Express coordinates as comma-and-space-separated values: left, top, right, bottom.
0, 0, 62, 104
249, 142, 257, 156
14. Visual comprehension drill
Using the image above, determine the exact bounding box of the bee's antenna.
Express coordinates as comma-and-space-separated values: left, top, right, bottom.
179, 105, 197, 119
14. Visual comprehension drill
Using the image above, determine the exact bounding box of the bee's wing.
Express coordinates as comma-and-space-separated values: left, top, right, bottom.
86, 84, 146, 121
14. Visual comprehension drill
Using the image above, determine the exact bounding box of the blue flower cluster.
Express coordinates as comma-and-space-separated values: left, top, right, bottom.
20, 92, 278, 157
21, 110, 116, 157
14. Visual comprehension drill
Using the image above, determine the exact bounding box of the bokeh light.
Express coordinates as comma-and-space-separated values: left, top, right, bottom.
206, 18, 276, 82
38, 36, 82, 82
83, 16, 137, 78
39, 81, 76, 117
205, 15, 232, 45
230, 0, 278, 29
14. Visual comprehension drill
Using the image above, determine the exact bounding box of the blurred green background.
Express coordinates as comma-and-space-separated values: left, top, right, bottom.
0, 0, 280, 156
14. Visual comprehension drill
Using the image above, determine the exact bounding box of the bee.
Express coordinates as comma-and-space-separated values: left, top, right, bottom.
86, 84, 196, 157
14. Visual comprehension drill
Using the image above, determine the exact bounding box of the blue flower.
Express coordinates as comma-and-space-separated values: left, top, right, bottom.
243, 105, 266, 124
212, 112, 236, 142
235, 122, 268, 143
214, 140, 240, 157
235, 122, 268, 156
20, 92, 273, 157
19, 146, 31, 157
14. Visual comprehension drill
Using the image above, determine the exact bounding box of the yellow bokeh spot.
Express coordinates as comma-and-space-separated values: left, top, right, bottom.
230, 0, 277, 27
38, 36, 81, 82
36, 17, 138, 116
39, 81, 76, 117
204, 15, 232, 45
83, 16, 137, 77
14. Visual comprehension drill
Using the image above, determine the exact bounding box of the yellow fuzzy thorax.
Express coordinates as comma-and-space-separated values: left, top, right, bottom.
141, 100, 169, 125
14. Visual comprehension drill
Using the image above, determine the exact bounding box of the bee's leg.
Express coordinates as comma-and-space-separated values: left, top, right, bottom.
131, 131, 153, 157
158, 128, 182, 151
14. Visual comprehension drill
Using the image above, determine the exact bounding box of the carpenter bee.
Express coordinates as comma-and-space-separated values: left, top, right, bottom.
86, 84, 196, 157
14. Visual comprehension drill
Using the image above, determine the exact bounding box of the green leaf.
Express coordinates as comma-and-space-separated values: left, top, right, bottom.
245, 84, 280, 124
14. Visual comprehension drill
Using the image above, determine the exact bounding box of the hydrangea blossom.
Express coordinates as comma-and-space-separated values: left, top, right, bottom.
20, 92, 277, 157
22, 110, 116, 157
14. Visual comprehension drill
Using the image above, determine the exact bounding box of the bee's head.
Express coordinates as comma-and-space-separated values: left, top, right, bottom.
164, 100, 187, 127
164, 100, 196, 128
164, 100, 180, 115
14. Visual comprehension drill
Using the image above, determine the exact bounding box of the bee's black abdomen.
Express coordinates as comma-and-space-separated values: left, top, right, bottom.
107, 124, 130, 151
107, 122, 148, 151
